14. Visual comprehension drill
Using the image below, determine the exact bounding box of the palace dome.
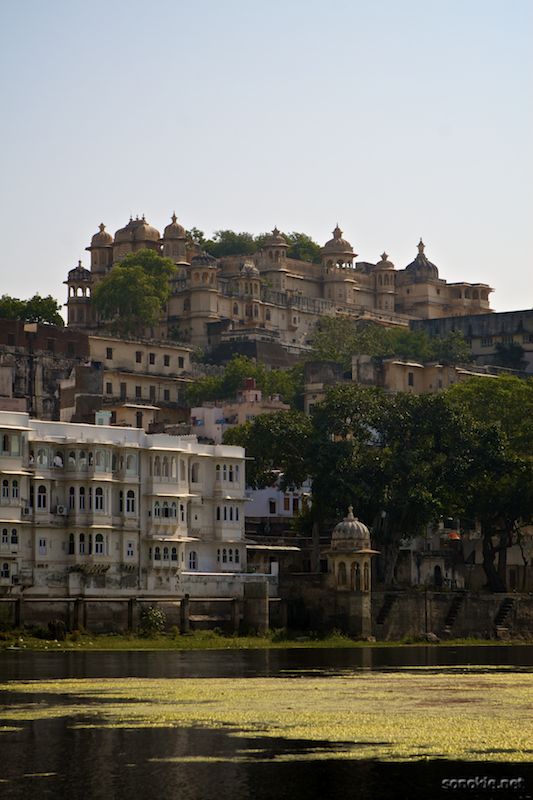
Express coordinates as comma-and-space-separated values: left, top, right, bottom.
322, 225, 355, 256
404, 239, 439, 279
263, 227, 288, 248
163, 212, 186, 240
67, 260, 91, 280
331, 507, 371, 552
374, 251, 395, 271
191, 252, 217, 267
90, 223, 113, 248
115, 216, 160, 244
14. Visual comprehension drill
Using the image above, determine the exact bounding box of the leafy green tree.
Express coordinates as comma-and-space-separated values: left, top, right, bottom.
493, 342, 528, 371
223, 410, 313, 491
446, 375, 533, 458
92, 249, 175, 336
309, 319, 472, 370
285, 232, 322, 263
186, 355, 303, 407
203, 230, 257, 258
0, 294, 64, 326
186, 227, 206, 247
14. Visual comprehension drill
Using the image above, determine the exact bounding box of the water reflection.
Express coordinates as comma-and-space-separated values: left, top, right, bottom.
2, 644, 533, 682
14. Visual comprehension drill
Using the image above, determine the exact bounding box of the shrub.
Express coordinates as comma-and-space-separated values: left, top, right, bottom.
139, 605, 166, 636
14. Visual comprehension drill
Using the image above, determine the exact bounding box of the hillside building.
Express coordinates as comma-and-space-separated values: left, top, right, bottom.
0, 410, 273, 599
65, 215, 493, 352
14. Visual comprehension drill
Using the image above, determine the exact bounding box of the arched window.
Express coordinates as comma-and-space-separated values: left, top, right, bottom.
217, 549, 221, 563
118, 490, 123, 513
163, 546, 169, 561
10, 528, 18, 545
222, 548, 227, 564
88, 451, 93, 466
180, 460, 186, 481
171, 502, 177, 518
171, 458, 176, 478
233, 303, 239, 315
126, 454, 135, 472
154, 501, 160, 518
37, 448, 47, 466
191, 462, 200, 483
95, 450, 103, 468
68, 533, 75, 555
163, 501, 169, 518
338, 561, 347, 586
355, 562, 361, 592
95, 533, 104, 555
188, 550, 197, 570
223, 464, 227, 481
229, 548, 233, 562
162, 458, 169, 477
79, 450, 87, 469
1, 562, 9, 579
154, 546, 161, 561
154, 457, 161, 476
229, 507, 233, 521
2, 480, 9, 499
79, 533, 85, 555
216, 506, 221, 521
126, 490, 135, 513
363, 562, 370, 592
216, 464, 220, 481
37, 485, 47, 510
79, 486, 86, 510
235, 507, 239, 521
235, 548, 240, 564
223, 506, 227, 521
12, 480, 18, 499
180, 504, 185, 522
1, 529, 7, 544
171, 547, 177, 562
95, 487, 104, 511
2, 434, 9, 453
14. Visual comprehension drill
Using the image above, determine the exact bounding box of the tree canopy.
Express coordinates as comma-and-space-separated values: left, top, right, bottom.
199, 229, 322, 263
186, 355, 303, 407
92, 249, 175, 337
225, 379, 533, 591
309, 318, 473, 369
0, 294, 64, 327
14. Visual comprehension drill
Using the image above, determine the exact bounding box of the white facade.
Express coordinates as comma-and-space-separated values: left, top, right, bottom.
0, 410, 269, 598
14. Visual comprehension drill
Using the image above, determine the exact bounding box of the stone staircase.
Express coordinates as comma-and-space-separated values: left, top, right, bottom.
376, 593, 397, 626
442, 593, 466, 636
494, 596, 515, 638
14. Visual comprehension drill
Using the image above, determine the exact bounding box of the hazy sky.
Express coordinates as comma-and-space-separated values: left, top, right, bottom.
1, 0, 531, 314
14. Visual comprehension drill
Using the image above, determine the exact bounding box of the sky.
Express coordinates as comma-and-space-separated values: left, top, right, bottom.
0, 0, 531, 315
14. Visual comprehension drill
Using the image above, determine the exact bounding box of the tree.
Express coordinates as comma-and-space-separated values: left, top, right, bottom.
92, 249, 175, 337
203, 230, 257, 258
308, 318, 472, 371
186, 355, 303, 407
493, 342, 528, 371
285, 232, 322, 264
445, 375, 533, 590
223, 410, 313, 491
0, 294, 64, 326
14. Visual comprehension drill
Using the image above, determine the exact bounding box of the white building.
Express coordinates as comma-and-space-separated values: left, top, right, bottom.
0, 410, 274, 598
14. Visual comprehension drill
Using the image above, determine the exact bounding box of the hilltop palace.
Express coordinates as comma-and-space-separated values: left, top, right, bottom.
66, 215, 493, 351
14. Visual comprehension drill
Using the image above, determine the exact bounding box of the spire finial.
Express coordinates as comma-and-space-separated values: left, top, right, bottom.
333, 224, 342, 239
380, 251, 389, 262
347, 505, 355, 519
99, 222, 105, 232
418, 238, 425, 255
171, 211, 177, 224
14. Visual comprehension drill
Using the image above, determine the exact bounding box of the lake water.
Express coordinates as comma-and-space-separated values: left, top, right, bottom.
1, 646, 532, 800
